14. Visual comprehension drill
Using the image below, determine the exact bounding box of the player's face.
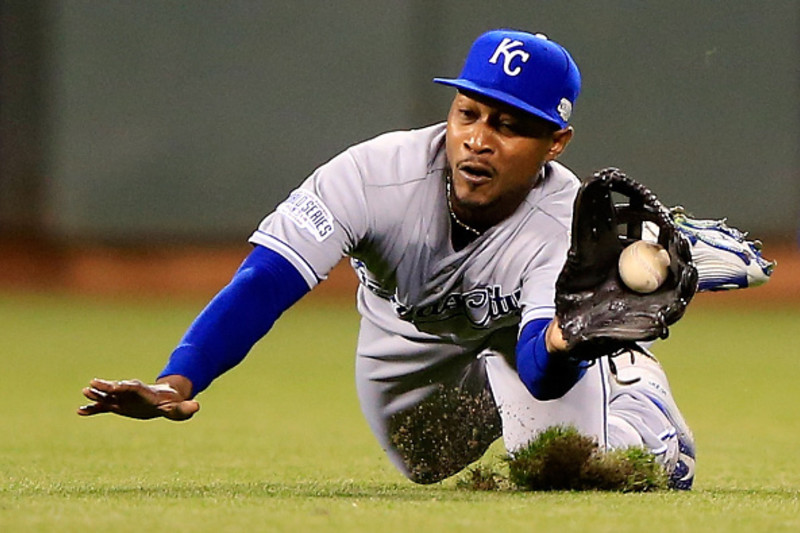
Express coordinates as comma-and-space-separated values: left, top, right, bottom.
445, 92, 573, 228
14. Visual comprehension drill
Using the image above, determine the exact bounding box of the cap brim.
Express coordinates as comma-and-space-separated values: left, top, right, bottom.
433, 77, 566, 129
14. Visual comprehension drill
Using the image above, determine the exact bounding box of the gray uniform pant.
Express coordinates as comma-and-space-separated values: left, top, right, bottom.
355, 317, 621, 484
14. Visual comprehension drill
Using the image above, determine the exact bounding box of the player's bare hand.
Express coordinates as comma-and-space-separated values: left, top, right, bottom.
78, 378, 200, 421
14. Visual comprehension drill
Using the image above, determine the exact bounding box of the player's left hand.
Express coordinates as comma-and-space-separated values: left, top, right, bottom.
555, 168, 698, 360
78, 378, 200, 421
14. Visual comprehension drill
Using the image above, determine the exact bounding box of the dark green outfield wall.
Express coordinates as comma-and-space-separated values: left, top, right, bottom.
3, 1, 797, 241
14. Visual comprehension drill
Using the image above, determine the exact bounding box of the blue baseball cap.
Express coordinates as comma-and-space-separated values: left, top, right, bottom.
434, 29, 581, 129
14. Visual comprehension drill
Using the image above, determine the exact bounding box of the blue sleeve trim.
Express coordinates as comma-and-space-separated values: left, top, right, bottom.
516, 318, 588, 401
251, 230, 323, 284
157, 245, 310, 395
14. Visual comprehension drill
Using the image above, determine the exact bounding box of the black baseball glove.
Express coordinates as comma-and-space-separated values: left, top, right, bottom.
555, 168, 698, 360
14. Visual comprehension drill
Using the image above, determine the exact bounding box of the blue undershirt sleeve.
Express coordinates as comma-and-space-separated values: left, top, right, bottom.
158, 245, 311, 396
516, 318, 588, 401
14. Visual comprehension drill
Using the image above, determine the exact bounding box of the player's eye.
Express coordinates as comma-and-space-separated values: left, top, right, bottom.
495, 117, 521, 135
458, 108, 478, 121
499, 121, 517, 132
501, 116, 554, 139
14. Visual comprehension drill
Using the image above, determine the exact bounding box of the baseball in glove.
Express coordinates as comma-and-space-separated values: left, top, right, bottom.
555, 168, 698, 360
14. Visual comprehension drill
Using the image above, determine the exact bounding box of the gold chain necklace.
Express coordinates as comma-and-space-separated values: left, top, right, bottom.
445, 175, 483, 237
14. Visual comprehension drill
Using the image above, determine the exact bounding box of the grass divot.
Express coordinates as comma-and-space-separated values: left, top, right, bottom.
459, 426, 667, 492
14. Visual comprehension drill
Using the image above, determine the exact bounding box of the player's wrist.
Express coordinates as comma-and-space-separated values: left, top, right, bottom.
545, 319, 569, 353
156, 375, 194, 400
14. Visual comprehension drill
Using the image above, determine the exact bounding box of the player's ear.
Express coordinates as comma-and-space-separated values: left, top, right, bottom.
546, 126, 574, 161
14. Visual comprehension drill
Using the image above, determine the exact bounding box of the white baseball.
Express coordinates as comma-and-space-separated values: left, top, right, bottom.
618, 241, 671, 294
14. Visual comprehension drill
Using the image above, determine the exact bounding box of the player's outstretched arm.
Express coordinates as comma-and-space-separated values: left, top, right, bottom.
78, 375, 199, 421
77, 245, 311, 421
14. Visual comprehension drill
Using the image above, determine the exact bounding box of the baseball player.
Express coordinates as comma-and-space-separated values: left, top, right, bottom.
79, 30, 773, 489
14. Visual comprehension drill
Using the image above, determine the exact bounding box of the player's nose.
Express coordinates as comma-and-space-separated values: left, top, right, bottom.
464, 123, 494, 154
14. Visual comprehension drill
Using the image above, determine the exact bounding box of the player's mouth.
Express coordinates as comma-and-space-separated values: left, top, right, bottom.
456, 161, 495, 185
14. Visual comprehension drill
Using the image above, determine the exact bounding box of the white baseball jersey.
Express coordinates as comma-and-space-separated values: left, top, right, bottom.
247, 123, 688, 482
249, 123, 579, 345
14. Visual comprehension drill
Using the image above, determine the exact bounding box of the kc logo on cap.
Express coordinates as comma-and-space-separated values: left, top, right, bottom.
433, 29, 581, 129
489, 38, 530, 77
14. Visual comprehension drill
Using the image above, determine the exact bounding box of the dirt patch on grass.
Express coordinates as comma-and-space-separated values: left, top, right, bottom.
0, 239, 358, 301
0, 239, 796, 305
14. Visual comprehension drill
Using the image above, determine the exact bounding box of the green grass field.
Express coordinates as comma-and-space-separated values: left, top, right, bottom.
1, 291, 799, 532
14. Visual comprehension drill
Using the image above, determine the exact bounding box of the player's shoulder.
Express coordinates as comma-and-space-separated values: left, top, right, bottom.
517, 161, 580, 234
353, 122, 446, 153
345, 123, 448, 186
354, 122, 446, 150
542, 161, 581, 196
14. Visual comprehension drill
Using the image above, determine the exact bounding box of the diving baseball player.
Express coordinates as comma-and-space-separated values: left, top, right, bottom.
79, 30, 773, 489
